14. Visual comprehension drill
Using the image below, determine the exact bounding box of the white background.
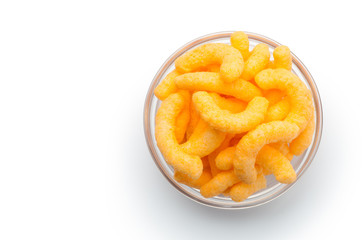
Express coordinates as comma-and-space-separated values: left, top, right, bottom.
0, 1, 362, 239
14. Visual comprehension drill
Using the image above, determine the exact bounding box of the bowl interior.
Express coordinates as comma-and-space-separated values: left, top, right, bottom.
144, 32, 323, 209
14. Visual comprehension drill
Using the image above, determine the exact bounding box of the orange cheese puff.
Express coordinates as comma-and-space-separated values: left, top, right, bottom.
186, 97, 200, 139
270, 142, 290, 155
175, 90, 191, 143
201, 156, 210, 169
242, 43, 270, 81
193, 91, 269, 134
154, 70, 181, 100
264, 89, 286, 105
200, 170, 240, 198
234, 121, 299, 183
216, 146, 235, 170
290, 115, 315, 155
273, 46, 292, 70
175, 43, 244, 83
256, 69, 314, 133
286, 152, 294, 161
208, 134, 235, 176
206, 64, 220, 73
180, 119, 226, 157
256, 145, 296, 184
230, 174, 266, 202
230, 31, 250, 60
264, 97, 290, 122
174, 169, 212, 189
210, 93, 247, 113
175, 72, 262, 102
155, 93, 203, 179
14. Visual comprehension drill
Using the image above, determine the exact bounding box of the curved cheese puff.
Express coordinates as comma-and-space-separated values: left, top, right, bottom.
270, 142, 290, 155
208, 134, 235, 176
155, 93, 203, 179
180, 119, 226, 157
175, 90, 191, 143
256, 145, 296, 184
256, 69, 314, 132
264, 89, 285, 105
193, 91, 269, 134
175, 72, 262, 102
290, 115, 315, 155
234, 121, 299, 183
242, 43, 270, 81
154, 70, 181, 100
216, 146, 235, 170
230, 31, 250, 60
230, 174, 266, 202
273, 46, 292, 70
264, 97, 290, 122
175, 43, 244, 83
200, 170, 240, 198
209, 93, 247, 113
174, 169, 212, 189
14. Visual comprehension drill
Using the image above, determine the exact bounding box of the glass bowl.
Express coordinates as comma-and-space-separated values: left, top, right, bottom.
143, 31, 323, 209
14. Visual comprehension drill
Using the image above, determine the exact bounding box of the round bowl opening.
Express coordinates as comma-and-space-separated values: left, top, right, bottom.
144, 32, 323, 209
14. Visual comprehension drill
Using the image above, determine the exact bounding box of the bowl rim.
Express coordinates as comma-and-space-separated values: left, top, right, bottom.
143, 31, 323, 209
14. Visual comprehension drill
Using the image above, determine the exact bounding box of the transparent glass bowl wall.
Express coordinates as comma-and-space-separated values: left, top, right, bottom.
144, 32, 323, 209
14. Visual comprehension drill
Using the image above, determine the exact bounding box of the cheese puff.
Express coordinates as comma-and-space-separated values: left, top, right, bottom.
175, 72, 262, 102
264, 89, 286, 105
209, 93, 247, 113
255, 69, 314, 132
175, 90, 191, 143
286, 152, 294, 161
273, 46, 292, 70
193, 91, 269, 134
216, 146, 235, 170
264, 97, 290, 122
256, 145, 296, 184
242, 43, 270, 81
155, 93, 203, 179
154, 70, 181, 100
200, 170, 240, 198
206, 64, 220, 73
230, 31, 250, 60
234, 121, 299, 183
174, 169, 212, 189
290, 115, 315, 155
208, 134, 235, 176
230, 174, 266, 202
201, 156, 210, 169
175, 43, 244, 83
270, 142, 290, 155
186, 96, 200, 139
180, 119, 226, 157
